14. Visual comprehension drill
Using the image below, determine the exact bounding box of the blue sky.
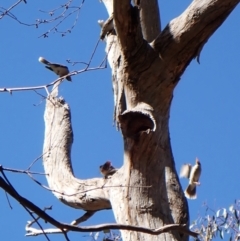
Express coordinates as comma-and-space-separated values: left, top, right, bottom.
0, 1, 239, 241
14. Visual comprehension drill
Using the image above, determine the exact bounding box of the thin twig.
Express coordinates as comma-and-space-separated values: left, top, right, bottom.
38, 0, 85, 38
26, 153, 45, 171
4, 191, 13, 209
0, 0, 84, 38
84, 38, 101, 69
0, 0, 24, 19
2, 167, 46, 176
0, 65, 106, 94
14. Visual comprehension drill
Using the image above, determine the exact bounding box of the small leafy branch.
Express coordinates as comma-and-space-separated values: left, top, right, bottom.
190, 200, 240, 241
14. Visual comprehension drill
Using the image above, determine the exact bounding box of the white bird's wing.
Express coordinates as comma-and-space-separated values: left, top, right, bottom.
180, 164, 192, 179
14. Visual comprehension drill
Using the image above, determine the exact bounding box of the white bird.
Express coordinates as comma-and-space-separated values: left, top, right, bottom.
180, 158, 202, 199
38, 57, 71, 81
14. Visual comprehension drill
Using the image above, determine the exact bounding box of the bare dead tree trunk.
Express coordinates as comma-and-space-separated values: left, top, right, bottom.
100, 0, 239, 240
41, 0, 239, 240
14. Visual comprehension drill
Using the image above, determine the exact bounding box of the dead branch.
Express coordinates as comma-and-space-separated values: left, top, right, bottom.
0, 48, 106, 95
0, 0, 85, 38
38, 0, 85, 38
26, 210, 97, 236
2, 166, 46, 176
0, 0, 26, 20
0, 174, 198, 237
152, 0, 239, 77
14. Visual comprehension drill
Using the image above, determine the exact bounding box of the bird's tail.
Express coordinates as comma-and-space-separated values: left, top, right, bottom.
38, 57, 50, 65
184, 184, 197, 199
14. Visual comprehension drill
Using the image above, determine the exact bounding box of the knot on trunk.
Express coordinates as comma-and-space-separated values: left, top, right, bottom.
119, 102, 156, 138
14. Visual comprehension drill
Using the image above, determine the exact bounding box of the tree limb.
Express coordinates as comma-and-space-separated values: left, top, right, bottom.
0, 175, 198, 237
152, 0, 239, 81
42, 94, 112, 211
113, 0, 144, 58
133, 0, 161, 42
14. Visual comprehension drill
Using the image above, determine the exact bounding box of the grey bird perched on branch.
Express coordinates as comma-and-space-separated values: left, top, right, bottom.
180, 158, 202, 199
38, 57, 71, 81
100, 161, 118, 179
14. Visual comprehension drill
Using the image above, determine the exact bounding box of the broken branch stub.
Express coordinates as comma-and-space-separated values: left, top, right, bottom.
119, 102, 156, 138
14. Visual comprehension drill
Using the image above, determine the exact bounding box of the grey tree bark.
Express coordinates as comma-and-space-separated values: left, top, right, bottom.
42, 0, 239, 241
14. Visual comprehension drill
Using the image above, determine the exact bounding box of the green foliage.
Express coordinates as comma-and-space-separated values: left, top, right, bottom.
190, 200, 240, 241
